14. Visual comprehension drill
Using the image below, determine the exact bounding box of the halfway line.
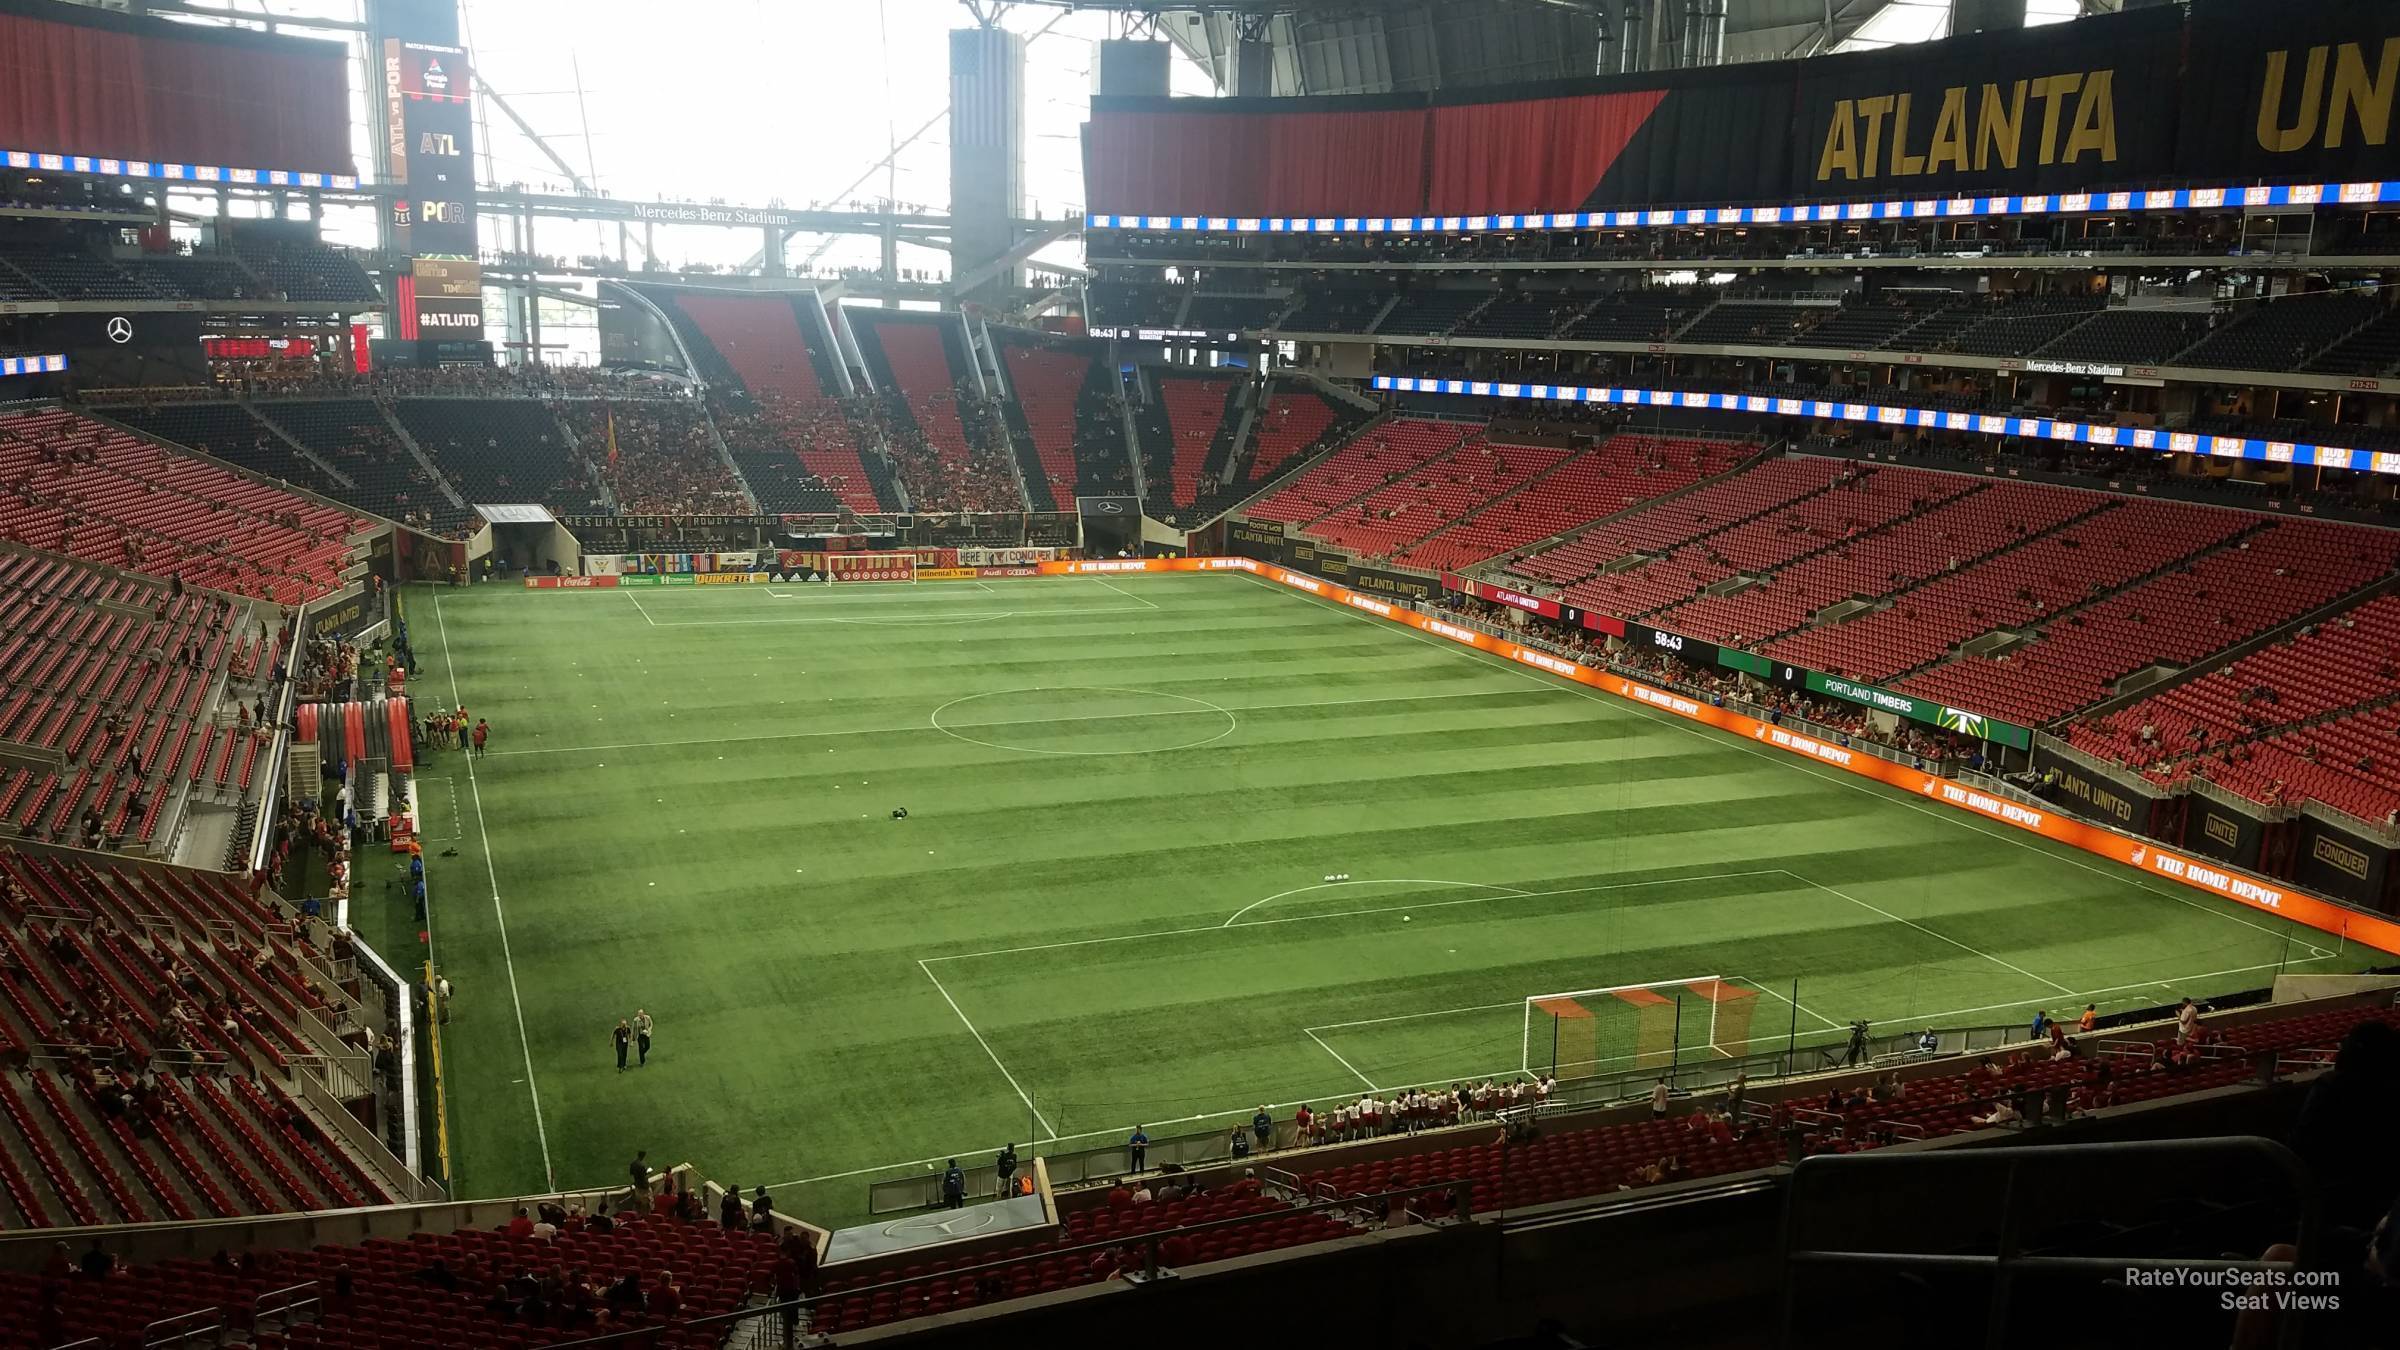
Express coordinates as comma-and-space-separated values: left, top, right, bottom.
486, 685, 1567, 759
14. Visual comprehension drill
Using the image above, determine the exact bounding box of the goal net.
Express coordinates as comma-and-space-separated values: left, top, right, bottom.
824, 552, 917, 583
1521, 977, 1761, 1080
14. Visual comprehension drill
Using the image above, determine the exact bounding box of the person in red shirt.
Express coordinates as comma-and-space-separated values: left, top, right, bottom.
1105, 1181, 1135, 1210
648, 1271, 682, 1320
504, 1208, 535, 1239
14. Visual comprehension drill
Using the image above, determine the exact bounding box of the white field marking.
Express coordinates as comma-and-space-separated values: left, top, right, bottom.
434, 593, 556, 1189
645, 603, 1152, 628
439, 776, 463, 841
1220, 878, 1531, 928
1092, 576, 1162, 611
762, 583, 997, 600
1775, 868, 2076, 996
485, 685, 1565, 760
917, 959, 1057, 1140
929, 686, 1240, 758
1301, 975, 1838, 1036
1240, 572, 2359, 962
635, 583, 1149, 626
1741, 973, 1848, 1032
1305, 946, 2332, 1095
925, 869, 1793, 966
762, 950, 2337, 1194
1304, 1028, 1378, 1090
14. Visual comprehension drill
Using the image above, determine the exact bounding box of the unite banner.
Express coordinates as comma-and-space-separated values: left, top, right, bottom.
2180, 0, 2400, 185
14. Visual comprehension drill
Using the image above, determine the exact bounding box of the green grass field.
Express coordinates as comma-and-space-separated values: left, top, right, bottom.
378, 571, 2375, 1225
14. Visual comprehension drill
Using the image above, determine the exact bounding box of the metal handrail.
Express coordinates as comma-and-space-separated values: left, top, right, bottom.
535, 1180, 1469, 1349
251, 1279, 320, 1330
139, 1304, 222, 1349
1775, 1137, 2319, 1350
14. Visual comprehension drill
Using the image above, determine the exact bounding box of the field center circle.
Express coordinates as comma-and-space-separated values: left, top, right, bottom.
929, 686, 1239, 756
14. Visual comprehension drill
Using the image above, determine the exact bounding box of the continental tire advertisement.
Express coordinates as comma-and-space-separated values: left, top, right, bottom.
1792, 6, 2182, 197
2181, 0, 2400, 187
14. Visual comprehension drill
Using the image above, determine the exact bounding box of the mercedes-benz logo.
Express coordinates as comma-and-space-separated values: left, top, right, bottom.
104, 317, 133, 344
1095, 501, 1123, 514
881, 1209, 997, 1241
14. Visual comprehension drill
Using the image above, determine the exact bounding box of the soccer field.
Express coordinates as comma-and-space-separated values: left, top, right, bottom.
391, 571, 2373, 1224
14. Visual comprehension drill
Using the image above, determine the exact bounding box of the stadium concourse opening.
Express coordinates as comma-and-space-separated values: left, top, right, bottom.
416, 565, 2381, 1232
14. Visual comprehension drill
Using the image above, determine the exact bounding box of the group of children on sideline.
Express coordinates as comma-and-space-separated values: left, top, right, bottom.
423, 706, 491, 758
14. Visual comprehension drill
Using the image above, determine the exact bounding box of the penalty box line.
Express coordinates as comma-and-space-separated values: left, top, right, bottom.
1239, 571, 2343, 970
488, 685, 1563, 760
919, 868, 1794, 967
1301, 974, 1842, 1037
917, 958, 1058, 1141
1298, 949, 2341, 1094
765, 946, 2341, 1197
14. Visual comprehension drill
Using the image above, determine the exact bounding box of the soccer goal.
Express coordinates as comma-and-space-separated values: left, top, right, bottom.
824, 552, 917, 583
1521, 977, 1762, 1079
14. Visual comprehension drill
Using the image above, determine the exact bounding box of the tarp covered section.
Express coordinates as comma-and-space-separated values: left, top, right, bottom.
0, 0, 351, 173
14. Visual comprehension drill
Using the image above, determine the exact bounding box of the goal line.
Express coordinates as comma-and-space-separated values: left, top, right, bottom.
1521, 976, 1762, 1079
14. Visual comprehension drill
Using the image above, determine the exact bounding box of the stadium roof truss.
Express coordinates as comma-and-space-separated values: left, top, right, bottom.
993, 0, 2131, 91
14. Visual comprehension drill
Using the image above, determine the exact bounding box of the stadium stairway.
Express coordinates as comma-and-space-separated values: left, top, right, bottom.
371, 411, 475, 519
1393, 432, 1758, 576
1650, 475, 2110, 649
1241, 418, 1482, 530
1302, 431, 1570, 561
1515, 456, 1857, 596
1808, 502, 2259, 687
92, 403, 359, 510
990, 344, 1070, 511
1891, 516, 2399, 726
1561, 461, 1973, 621
0, 844, 412, 1239
1756, 486, 2176, 681
849, 312, 1025, 514
1475, 435, 1779, 587
652, 288, 893, 513
1135, 371, 1246, 524
0, 409, 367, 605
0, 1193, 777, 1349
1175, 382, 1374, 529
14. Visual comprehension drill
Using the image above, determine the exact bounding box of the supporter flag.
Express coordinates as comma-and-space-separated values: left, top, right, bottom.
605, 408, 620, 467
